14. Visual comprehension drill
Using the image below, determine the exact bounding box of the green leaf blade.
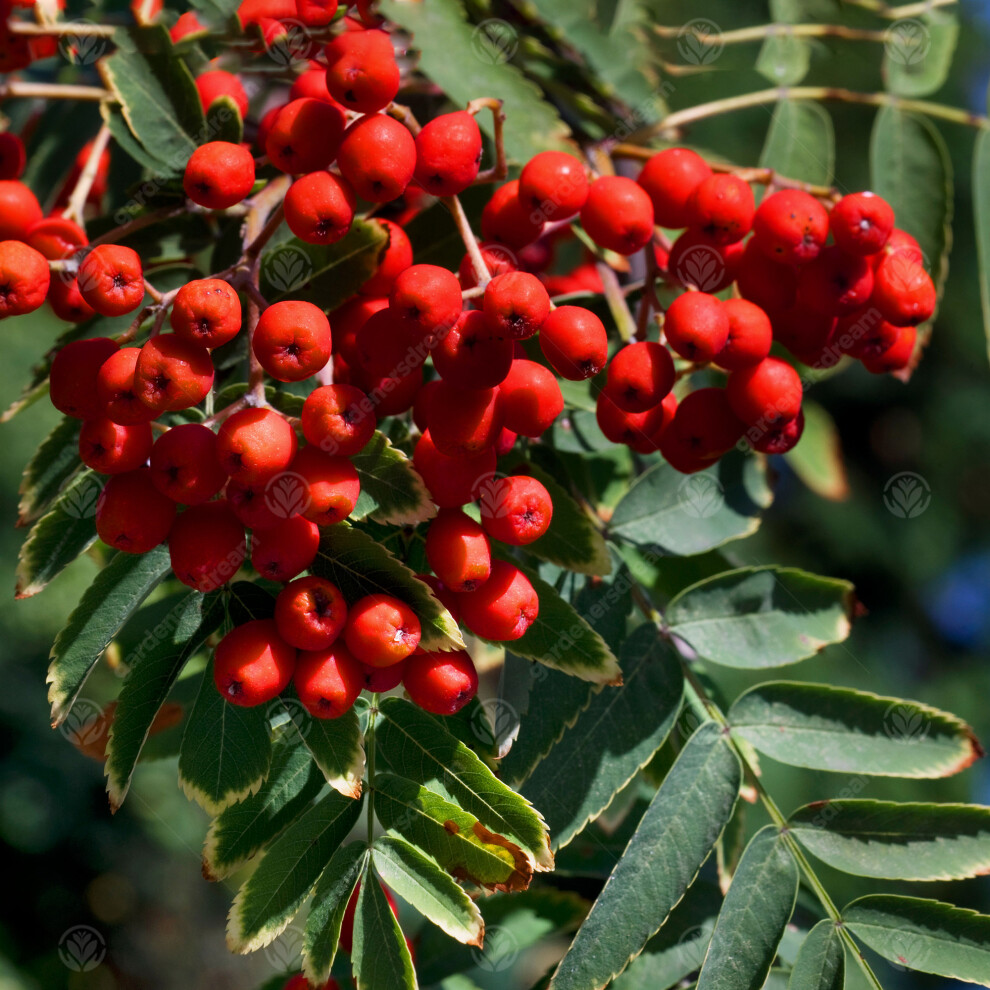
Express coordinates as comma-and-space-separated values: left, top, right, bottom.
759, 100, 834, 186
354, 855, 418, 990
787, 920, 844, 990
351, 431, 435, 527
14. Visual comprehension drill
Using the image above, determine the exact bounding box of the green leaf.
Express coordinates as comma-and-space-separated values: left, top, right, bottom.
782, 402, 849, 502
228, 790, 363, 953
666, 567, 854, 669
756, 37, 811, 87
609, 452, 773, 558
843, 894, 990, 984
106, 590, 224, 810
16, 471, 101, 599
205, 94, 243, 144
351, 431, 435, 527
973, 130, 990, 368
697, 827, 798, 990
203, 735, 325, 881
373, 835, 484, 945
374, 772, 536, 892
312, 525, 462, 652
378, 0, 572, 163
17, 416, 82, 525
259, 221, 389, 310
789, 800, 990, 881
787, 920, 844, 990
354, 855, 418, 990
102, 101, 171, 173
759, 100, 835, 186
178, 660, 273, 816
729, 681, 983, 778
100, 26, 207, 174
520, 624, 683, 850
549, 723, 741, 990
46, 544, 172, 724
883, 12, 958, 98
303, 841, 367, 986
189, 0, 238, 26
376, 697, 552, 871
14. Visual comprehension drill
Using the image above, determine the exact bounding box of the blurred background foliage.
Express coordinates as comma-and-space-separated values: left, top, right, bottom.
2, 0, 989, 987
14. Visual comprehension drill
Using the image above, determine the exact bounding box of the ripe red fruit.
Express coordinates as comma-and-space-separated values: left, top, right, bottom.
253, 300, 332, 382
606, 341, 675, 412
344, 594, 421, 667
772, 306, 836, 364
580, 176, 655, 256
96, 468, 177, 554
390, 264, 463, 338
871, 254, 936, 327
596, 388, 675, 454
425, 508, 492, 592
413, 431, 496, 508
403, 650, 479, 715
735, 240, 798, 313
0, 240, 50, 319
835, 309, 900, 360
518, 150, 589, 223
873, 228, 923, 269
830, 191, 894, 257
170, 9, 207, 41
26, 215, 87, 261
749, 409, 805, 454
0, 133, 26, 181
302, 383, 375, 457
217, 407, 299, 485
413, 111, 483, 197
296, 0, 338, 27
169, 500, 247, 592
324, 29, 399, 113
687, 173, 755, 244
715, 298, 773, 371
667, 229, 743, 293
354, 307, 421, 377
358, 658, 406, 692
338, 114, 415, 202
48, 276, 97, 323
433, 310, 513, 389
291, 445, 361, 525
51, 338, 119, 420
77, 244, 145, 317
482, 272, 550, 340
265, 98, 347, 174
659, 428, 717, 475
637, 148, 712, 229
225, 479, 289, 530
79, 419, 153, 475
457, 559, 539, 641
862, 324, 917, 374
96, 347, 156, 425
752, 189, 829, 265
458, 243, 518, 290
251, 515, 320, 583
727, 356, 803, 427
671, 387, 746, 460
479, 475, 553, 546
284, 170, 356, 245
195, 69, 249, 118
170, 278, 242, 349
664, 291, 730, 363
539, 305, 608, 380
361, 220, 412, 296
797, 245, 874, 316
275, 575, 348, 650
481, 180, 545, 249
499, 358, 564, 437
427, 382, 503, 457
294, 644, 363, 718
149, 424, 227, 504
134, 334, 215, 413
0, 180, 42, 240
183, 141, 256, 210
213, 619, 296, 707
359, 366, 422, 417
289, 65, 338, 103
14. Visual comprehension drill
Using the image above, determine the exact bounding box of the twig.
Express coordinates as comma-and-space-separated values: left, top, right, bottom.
467, 97, 508, 184
88, 206, 187, 249
6, 20, 116, 35
596, 262, 637, 343
62, 123, 112, 227
443, 194, 491, 287
0, 81, 112, 102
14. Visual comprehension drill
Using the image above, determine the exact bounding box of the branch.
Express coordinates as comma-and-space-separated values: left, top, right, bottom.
467, 97, 508, 185
62, 123, 112, 227
654, 22, 891, 45
0, 81, 112, 101
443, 194, 491, 287
6, 20, 116, 35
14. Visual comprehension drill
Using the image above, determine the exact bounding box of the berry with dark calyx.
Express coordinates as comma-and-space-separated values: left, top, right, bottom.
403, 649, 479, 715
606, 341, 675, 412
862, 324, 917, 374
735, 240, 798, 313
265, 98, 346, 174
433, 310, 513, 389
458, 243, 518, 290
481, 180, 545, 249
714, 298, 773, 371
667, 229, 743, 293
457, 559, 539, 641
797, 245, 874, 316
217, 407, 299, 485
687, 173, 755, 244
413, 110, 483, 197
835, 308, 900, 360
389, 263, 462, 338
77, 244, 145, 317
726, 356, 804, 427
284, 170, 356, 246
195, 69, 249, 118
324, 29, 400, 113
498, 358, 564, 437
170, 278, 242, 349
48, 276, 97, 323
425, 508, 492, 592
183, 141, 256, 210
338, 113, 416, 203
134, 334, 215, 413
663, 291, 729, 363
360, 219, 412, 296
871, 254, 936, 327
0, 180, 42, 240
749, 409, 805, 454
291, 445, 361, 526
226, 479, 287, 530
413, 431, 496, 508
294, 644, 364, 718
253, 299, 332, 382
0, 133, 26, 180
659, 427, 716, 475
302, 383, 375, 457
479, 475, 553, 546
671, 387, 746, 460
830, 191, 894, 257
636, 148, 711, 228
96, 468, 177, 554
539, 305, 608, 380
344, 594, 421, 667
79, 419, 153, 475
213, 619, 296, 707
358, 658, 406, 693
50, 337, 119, 420
168, 500, 247, 592
596, 387, 673, 454
150, 423, 228, 504
0, 240, 50, 319
519, 150, 589, 223
579, 176, 655, 256
251, 515, 320, 583
26, 215, 87, 261
427, 382, 503, 457
752, 189, 829, 265
275, 575, 348, 650
482, 271, 550, 340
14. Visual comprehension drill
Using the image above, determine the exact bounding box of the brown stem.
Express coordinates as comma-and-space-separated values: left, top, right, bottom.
0, 81, 111, 101
444, 194, 491, 287
62, 122, 111, 227
467, 97, 508, 185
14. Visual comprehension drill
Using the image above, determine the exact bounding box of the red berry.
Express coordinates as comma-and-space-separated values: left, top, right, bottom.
735, 240, 798, 313
169, 500, 246, 592
596, 388, 674, 454
580, 176, 655, 256
427, 381, 503, 457
498, 358, 563, 437
134, 334, 215, 413
0, 240, 50, 318
433, 310, 513, 389
726, 356, 803, 427
749, 409, 805, 454
251, 515, 320, 583
217, 407, 299, 485
873, 228, 923, 269
290, 65, 338, 103
771, 306, 836, 364
667, 229, 743, 293
413, 111, 482, 197
519, 150, 589, 223
539, 305, 607, 380
284, 170, 356, 245
479, 475, 552, 546
324, 29, 399, 113
752, 189, 829, 265
664, 291, 729, 363
0, 133, 26, 181
358, 658, 406, 692
354, 306, 423, 377
195, 69, 249, 118
862, 324, 917, 374
0, 180, 42, 240
253, 300, 332, 382
294, 643, 363, 718
413, 431, 496, 508
390, 264, 463, 338
296, 0, 338, 27
26, 215, 87, 261
687, 173, 755, 244
871, 254, 936, 327
77, 244, 145, 317
403, 650, 479, 715
834, 308, 900, 360
51, 337, 119, 420
425, 508, 492, 592
291, 445, 361, 526
170, 10, 207, 41
606, 341, 675, 412
275, 575, 348, 650
338, 114, 415, 202
302, 383, 375, 457
797, 245, 874, 316
183, 141, 255, 210
361, 219, 412, 296
265, 98, 347, 174
79, 418, 153, 475
97, 347, 157, 425
637, 148, 711, 229
481, 180, 544, 249
482, 272, 550, 340
671, 387, 745, 460
96, 468, 177, 554
457, 559, 538, 641
150, 423, 227, 504
830, 192, 894, 257
659, 428, 717, 475
214, 619, 296, 707
170, 278, 242, 349
344, 594, 421, 667
48, 276, 97, 323
226, 479, 289, 530
714, 298, 773, 371
458, 243, 518, 290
